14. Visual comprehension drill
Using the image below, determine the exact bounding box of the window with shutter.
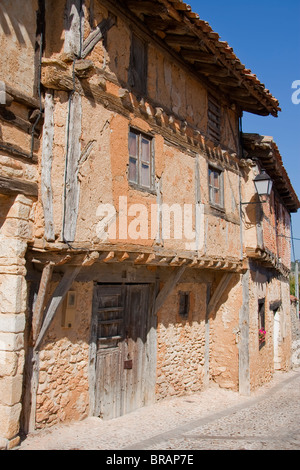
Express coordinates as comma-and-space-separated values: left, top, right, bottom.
208, 165, 224, 208
128, 129, 154, 191
207, 95, 221, 143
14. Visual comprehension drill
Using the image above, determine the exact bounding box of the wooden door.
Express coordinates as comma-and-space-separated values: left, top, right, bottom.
91, 284, 156, 420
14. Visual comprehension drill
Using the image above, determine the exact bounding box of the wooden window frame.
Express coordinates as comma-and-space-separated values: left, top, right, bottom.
208, 165, 224, 209
128, 128, 155, 192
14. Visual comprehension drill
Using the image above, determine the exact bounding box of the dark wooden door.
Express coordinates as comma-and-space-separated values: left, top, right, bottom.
91, 284, 156, 420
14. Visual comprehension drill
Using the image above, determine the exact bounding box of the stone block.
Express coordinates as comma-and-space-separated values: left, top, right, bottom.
6, 198, 33, 220
0, 314, 25, 333
0, 332, 24, 352
0, 236, 27, 259
1, 218, 33, 240
0, 375, 23, 406
0, 350, 18, 376
0, 403, 21, 440
0, 274, 27, 314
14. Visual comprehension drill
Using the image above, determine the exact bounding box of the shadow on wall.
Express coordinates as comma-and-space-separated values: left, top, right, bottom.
0, 1, 37, 45
0, 195, 16, 231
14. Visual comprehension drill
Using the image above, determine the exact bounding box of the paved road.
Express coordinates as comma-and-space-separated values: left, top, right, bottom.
129, 370, 300, 451
19, 369, 300, 451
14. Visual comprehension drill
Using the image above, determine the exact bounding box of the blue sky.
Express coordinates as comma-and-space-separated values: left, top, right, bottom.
188, 0, 300, 260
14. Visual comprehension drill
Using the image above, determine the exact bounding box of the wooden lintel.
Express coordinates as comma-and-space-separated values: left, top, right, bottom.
154, 265, 186, 315
0, 175, 38, 198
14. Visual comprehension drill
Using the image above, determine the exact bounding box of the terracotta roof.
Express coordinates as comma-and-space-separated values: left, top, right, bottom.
122, 0, 281, 117
242, 134, 300, 213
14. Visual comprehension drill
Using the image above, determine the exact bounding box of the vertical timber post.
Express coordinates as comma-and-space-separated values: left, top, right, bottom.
239, 269, 250, 396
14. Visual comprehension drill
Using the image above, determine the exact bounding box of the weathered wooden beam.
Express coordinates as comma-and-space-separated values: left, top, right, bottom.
41, 91, 55, 241
0, 175, 38, 198
0, 141, 37, 161
4, 83, 40, 109
207, 273, 233, 316
34, 265, 82, 350
62, 91, 82, 242
154, 265, 186, 314
127, 0, 168, 16
31, 262, 54, 345
165, 34, 201, 48
0, 107, 37, 136
81, 14, 116, 59
181, 50, 217, 63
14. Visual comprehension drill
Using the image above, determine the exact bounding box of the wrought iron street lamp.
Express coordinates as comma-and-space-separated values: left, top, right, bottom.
253, 171, 273, 197
241, 170, 273, 205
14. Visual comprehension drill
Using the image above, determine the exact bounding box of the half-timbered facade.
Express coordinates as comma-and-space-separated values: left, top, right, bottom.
0, 0, 299, 448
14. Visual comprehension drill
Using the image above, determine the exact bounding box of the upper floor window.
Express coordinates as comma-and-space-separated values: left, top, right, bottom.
207, 95, 221, 143
208, 165, 224, 208
128, 33, 148, 96
128, 129, 154, 191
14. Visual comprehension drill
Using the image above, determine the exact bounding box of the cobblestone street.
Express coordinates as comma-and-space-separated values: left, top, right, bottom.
18, 368, 300, 451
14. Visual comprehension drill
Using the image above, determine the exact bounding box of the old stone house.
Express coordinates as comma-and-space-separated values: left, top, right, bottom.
0, 0, 299, 449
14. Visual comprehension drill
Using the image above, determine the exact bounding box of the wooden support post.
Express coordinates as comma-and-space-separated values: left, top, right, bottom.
154, 265, 186, 315
31, 262, 54, 345
81, 15, 116, 59
207, 272, 233, 317
62, 91, 82, 242
41, 91, 55, 241
34, 265, 82, 350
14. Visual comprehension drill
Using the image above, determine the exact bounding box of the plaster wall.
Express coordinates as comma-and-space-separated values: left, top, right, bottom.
156, 282, 207, 400
34, 280, 93, 429
0, 0, 38, 97
0, 194, 34, 449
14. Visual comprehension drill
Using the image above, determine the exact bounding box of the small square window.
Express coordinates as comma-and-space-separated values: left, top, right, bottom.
209, 166, 224, 208
128, 130, 154, 191
179, 292, 190, 318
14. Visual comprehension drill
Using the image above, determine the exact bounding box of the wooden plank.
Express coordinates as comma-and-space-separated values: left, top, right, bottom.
0, 175, 38, 198
0, 141, 37, 161
41, 91, 55, 241
154, 265, 186, 314
34, 265, 82, 350
4, 82, 40, 109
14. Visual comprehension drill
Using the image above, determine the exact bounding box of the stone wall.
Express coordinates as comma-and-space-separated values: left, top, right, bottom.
0, 194, 34, 449
34, 281, 93, 429
156, 282, 207, 400
209, 274, 241, 391
291, 298, 300, 368
249, 264, 292, 390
